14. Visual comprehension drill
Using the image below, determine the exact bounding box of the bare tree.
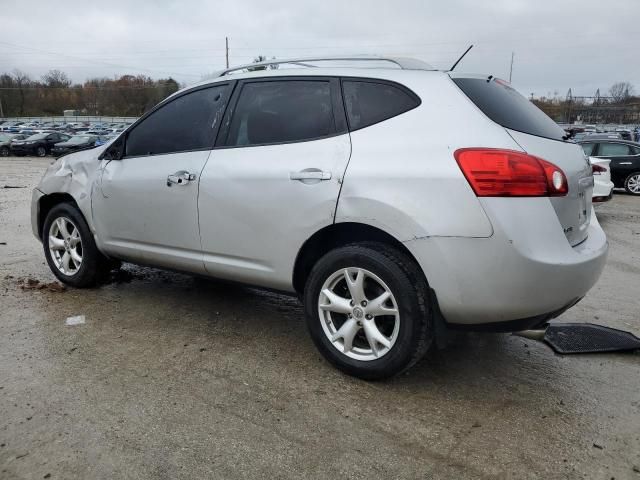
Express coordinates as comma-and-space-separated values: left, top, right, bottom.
42, 69, 71, 88
609, 82, 635, 103
12, 70, 31, 115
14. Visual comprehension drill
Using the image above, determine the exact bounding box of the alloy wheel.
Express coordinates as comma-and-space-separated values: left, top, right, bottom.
627, 174, 640, 194
48, 217, 83, 276
318, 267, 400, 361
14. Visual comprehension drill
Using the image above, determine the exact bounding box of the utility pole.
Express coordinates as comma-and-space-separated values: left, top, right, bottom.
225, 37, 229, 69
509, 52, 514, 83
0, 97, 4, 118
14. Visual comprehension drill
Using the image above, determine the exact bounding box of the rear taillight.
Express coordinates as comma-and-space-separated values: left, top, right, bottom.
454, 148, 568, 197
592, 164, 607, 175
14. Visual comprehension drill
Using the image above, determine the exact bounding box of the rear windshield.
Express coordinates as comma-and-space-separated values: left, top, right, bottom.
453, 77, 566, 141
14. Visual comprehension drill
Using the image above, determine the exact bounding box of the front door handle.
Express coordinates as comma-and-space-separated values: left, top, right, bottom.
167, 171, 196, 187
289, 170, 332, 183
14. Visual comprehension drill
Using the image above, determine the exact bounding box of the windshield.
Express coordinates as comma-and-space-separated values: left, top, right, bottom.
0, 133, 12, 141
452, 76, 566, 141
26, 133, 47, 140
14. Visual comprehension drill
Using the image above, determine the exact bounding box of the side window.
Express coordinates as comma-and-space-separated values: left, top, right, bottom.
580, 142, 595, 156
342, 80, 420, 131
125, 84, 230, 157
631, 145, 640, 155
598, 143, 631, 157
224, 80, 334, 147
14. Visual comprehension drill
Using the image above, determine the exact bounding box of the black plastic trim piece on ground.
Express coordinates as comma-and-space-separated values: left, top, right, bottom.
544, 323, 640, 354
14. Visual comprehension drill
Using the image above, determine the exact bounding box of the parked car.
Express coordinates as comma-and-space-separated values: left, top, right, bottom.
31, 57, 608, 379
578, 139, 640, 195
51, 135, 99, 157
0, 133, 26, 156
615, 128, 632, 141
93, 135, 116, 147
584, 133, 622, 140
589, 157, 614, 202
11, 132, 70, 157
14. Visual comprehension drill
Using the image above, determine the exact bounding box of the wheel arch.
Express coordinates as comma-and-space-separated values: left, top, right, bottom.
37, 193, 80, 240
292, 222, 427, 294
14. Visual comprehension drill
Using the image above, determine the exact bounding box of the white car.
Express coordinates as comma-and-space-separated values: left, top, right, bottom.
30, 56, 608, 379
589, 157, 614, 202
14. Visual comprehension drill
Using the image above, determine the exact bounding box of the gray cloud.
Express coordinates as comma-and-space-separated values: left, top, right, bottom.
0, 0, 637, 97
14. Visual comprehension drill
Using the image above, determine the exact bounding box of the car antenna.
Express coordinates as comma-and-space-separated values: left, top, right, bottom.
448, 45, 473, 72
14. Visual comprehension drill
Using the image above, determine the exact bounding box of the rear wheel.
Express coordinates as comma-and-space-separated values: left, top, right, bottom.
0, 146, 9, 157
43, 203, 111, 287
304, 242, 433, 380
624, 172, 640, 195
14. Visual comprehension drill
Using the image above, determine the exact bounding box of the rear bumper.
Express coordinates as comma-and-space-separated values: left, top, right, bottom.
593, 178, 614, 201
405, 198, 608, 327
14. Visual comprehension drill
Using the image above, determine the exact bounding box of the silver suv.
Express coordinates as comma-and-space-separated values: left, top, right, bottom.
32, 57, 608, 379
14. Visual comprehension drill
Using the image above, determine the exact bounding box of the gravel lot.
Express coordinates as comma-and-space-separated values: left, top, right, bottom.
1, 156, 639, 479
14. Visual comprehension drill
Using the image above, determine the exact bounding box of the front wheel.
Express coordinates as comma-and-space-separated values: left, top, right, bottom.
36, 146, 47, 157
0, 146, 9, 157
624, 172, 640, 195
304, 243, 433, 380
43, 203, 111, 287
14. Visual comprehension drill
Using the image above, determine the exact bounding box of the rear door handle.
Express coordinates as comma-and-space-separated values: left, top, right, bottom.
167, 170, 196, 187
289, 171, 332, 181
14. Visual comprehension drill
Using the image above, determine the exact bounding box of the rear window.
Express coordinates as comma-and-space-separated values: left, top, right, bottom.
453, 77, 566, 141
342, 80, 420, 131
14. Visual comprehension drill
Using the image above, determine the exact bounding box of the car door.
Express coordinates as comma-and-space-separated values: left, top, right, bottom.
92, 83, 233, 273
594, 142, 639, 186
198, 77, 351, 290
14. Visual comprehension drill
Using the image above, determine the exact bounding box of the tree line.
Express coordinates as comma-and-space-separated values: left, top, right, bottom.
0, 69, 181, 117
532, 81, 639, 124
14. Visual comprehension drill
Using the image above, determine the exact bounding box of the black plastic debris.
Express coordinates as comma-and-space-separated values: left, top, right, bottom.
544, 323, 640, 354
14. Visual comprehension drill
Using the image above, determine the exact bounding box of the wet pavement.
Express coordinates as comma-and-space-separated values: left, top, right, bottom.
1, 157, 639, 479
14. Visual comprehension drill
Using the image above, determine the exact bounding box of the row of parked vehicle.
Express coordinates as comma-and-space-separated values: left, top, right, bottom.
561, 126, 640, 197
0, 131, 114, 157
0, 120, 132, 137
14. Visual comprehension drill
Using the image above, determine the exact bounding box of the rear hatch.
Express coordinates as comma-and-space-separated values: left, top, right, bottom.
451, 75, 593, 246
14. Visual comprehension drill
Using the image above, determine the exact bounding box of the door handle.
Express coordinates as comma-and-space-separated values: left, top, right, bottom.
167, 171, 196, 187
289, 170, 332, 182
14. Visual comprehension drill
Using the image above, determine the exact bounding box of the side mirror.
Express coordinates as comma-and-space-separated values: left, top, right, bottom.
101, 136, 125, 161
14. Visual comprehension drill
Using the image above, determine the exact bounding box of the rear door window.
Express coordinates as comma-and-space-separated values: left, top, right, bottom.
342, 80, 420, 131
453, 77, 566, 141
598, 143, 632, 157
125, 84, 230, 157
223, 80, 335, 147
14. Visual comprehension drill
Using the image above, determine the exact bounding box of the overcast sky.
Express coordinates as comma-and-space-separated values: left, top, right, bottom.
1, 0, 638, 98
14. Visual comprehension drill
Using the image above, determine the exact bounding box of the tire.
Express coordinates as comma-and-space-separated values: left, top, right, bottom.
42, 203, 111, 287
0, 146, 8, 157
36, 146, 47, 157
624, 172, 640, 195
304, 242, 433, 380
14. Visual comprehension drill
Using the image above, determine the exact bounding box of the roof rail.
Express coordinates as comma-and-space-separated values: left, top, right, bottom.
217, 55, 435, 77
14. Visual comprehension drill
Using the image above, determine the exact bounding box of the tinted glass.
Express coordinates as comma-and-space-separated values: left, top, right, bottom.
126, 85, 229, 157
630, 145, 640, 155
580, 142, 596, 156
342, 80, 419, 130
453, 77, 566, 141
598, 143, 631, 156
225, 81, 334, 146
